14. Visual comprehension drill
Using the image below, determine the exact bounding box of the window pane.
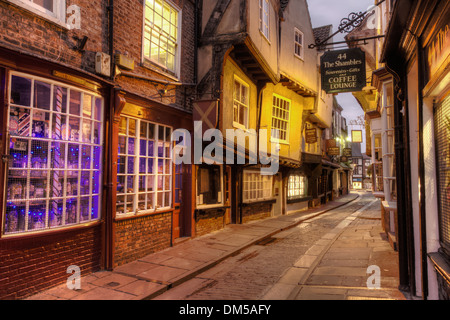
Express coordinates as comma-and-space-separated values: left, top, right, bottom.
10, 107, 31, 137
69, 90, 81, 115
34, 81, 51, 110
11, 76, 32, 106
33, 0, 53, 11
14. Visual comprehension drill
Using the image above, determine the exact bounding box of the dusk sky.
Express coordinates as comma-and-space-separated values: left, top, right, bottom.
307, 0, 375, 151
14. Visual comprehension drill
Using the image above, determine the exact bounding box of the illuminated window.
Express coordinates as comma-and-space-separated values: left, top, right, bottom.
243, 171, 272, 202
288, 174, 307, 200
143, 0, 179, 74
259, 0, 270, 40
294, 28, 304, 59
233, 76, 249, 129
116, 117, 172, 215
4, 73, 103, 235
271, 94, 290, 143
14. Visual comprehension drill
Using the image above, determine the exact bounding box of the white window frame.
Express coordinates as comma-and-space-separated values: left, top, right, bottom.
196, 164, 224, 209
7, 0, 67, 27
287, 174, 307, 200
243, 170, 273, 203
142, 0, 181, 77
232, 75, 250, 130
271, 94, 290, 144
294, 28, 304, 60
116, 116, 173, 217
3, 72, 104, 236
259, 0, 270, 41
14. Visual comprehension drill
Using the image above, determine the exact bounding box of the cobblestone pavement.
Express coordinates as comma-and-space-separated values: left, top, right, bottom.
26, 192, 407, 301
154, 193, 407, 300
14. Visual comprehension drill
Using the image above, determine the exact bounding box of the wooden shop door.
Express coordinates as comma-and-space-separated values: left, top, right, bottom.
172, 163, 183, 241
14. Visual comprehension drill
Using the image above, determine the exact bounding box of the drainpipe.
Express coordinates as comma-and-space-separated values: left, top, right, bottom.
194, 0, 199, 85
104, 0, 115, 271
417, 36, 428, 300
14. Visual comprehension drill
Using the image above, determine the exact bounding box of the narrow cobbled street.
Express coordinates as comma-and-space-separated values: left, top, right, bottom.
154, 193, 406, 300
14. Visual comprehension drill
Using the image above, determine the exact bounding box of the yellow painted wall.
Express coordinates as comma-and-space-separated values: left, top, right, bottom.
260, 83, 305, 162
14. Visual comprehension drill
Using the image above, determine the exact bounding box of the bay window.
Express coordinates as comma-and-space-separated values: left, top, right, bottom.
116, 117, 172, 215
4, 73, 103, 235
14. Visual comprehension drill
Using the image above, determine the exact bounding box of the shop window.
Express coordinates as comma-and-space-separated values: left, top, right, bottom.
143, 0, 179, 74
243, 170, 272, 202
288, 174, 307, 200
434, 95, 450, 255
4, 73, 103, 235
233, 76, 249, 129
271, 94, 290, 143
196, 165, 222, 207
116, 117, 172, 215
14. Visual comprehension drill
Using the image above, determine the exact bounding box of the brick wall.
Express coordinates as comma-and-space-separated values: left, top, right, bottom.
114, 212, 172, 267
113, 0, 196, 112
241, 202, 272, 224
195, 208, 226, 236
0, 0, 108, 73
0, 225, 102, 300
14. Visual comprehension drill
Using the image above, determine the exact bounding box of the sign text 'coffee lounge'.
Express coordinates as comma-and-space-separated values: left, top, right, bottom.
320, 48, 366, 94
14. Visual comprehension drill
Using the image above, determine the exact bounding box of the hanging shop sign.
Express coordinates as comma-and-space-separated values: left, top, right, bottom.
327, 147, 340, 156
193, 100, 218, 135
343, 147, 352, 157
305, 128, 317, 144
320, 48, 366, 94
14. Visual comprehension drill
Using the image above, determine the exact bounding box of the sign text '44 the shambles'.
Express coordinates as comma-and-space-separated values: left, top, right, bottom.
320, 48, 366, 94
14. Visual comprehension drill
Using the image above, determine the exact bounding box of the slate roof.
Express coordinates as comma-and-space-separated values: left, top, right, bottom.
312, 24, 333, 46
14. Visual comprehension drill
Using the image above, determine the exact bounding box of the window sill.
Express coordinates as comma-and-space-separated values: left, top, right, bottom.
428, 251, 450, 285
6, 0, 70, 30
270, 137, 289, 145
232, 122, 248, 131
140, 59, 180, 82
0, 220, 102, 244
259, 30, 271, 45
196, 203, 226, 210
115, 207, 173, 221
287, 196, 312, 204
242, 198, 276, 206
294, 53, 304, 61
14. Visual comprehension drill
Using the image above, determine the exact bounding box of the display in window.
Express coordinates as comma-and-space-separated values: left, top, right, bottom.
49, 199, 63, 227
68, 117, 80, 141
4, 74, 103, 235
197, 165, 221, 205
5, 203, 26, 233
69, 90, 81, 116
28, 201, 47, 230
66, 198, 78, 225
